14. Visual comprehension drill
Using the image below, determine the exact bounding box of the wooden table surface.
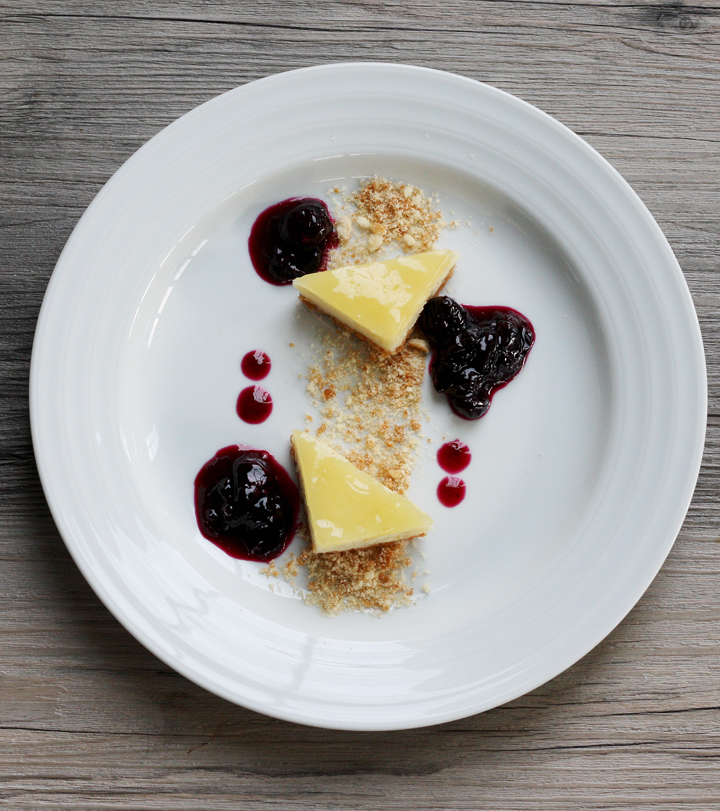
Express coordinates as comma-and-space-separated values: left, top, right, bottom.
3, 1, 720, 808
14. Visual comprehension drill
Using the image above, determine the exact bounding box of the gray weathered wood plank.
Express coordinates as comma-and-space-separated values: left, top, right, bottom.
2, 1, 720, 808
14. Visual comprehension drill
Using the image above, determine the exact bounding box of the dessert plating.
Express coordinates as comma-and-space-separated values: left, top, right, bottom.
192, 176, 535, 613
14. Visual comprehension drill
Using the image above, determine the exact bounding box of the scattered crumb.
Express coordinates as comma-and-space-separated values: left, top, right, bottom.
300, 543, 414, 615
277, 177, 456, 615
306, 330, 428, 493
281, 553, 299, 580
367, 233, 383, 252
328, 177, 456, 269
259, 561, 279, 578
336, 215, 352, 242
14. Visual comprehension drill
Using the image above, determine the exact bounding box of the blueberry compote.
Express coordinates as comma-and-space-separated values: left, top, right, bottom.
418, 296, 535, 420
195, 446, 299, 562
248, 198, 338, 285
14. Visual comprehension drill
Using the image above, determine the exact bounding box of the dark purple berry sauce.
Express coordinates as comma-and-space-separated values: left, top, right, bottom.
237, 385, 273, 424
241, 350, 271, 381
248, 197, 338, 285
418, 296, 535, 420
437, 439, 471, 474
438, 476, 466, 507
194, 445, 300, 562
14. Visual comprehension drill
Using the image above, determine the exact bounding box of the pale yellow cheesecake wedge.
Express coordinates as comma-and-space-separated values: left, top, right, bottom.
291, 431, 433, 554
293, 249, 458, 353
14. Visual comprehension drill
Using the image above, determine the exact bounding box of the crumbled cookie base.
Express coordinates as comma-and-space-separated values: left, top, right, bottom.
329, 177, 455, 268
286, 329, 430, 615
306, 330, 428, 493
280, 177, 450, 614
300, 542, 414, 616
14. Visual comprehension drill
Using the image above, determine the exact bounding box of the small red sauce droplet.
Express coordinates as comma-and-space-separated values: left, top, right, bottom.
241, 350, 271, 380
437, 439, 471, 473
438, 476, 466, 507
237, 386, 273, 423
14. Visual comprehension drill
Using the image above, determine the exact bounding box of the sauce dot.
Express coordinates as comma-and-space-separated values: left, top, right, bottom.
241, 350, 271, 380
237, 386, 273, 424
438, 476, 466, 507
437, 439, 471, 473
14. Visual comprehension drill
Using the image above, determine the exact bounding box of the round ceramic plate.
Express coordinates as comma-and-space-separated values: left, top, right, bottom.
30, 64, 706, 730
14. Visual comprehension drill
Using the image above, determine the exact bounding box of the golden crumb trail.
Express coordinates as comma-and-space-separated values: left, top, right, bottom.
286, 177, 449, 615
306, 332, 428, 494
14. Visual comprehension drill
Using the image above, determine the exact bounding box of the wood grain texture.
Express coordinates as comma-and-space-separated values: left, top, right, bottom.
2, 1, 720, 808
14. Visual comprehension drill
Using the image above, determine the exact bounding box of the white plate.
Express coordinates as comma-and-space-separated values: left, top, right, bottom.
30, 64, 706, 730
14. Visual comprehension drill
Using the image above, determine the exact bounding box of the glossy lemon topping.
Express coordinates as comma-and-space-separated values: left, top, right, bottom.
293, 249, 458, 352
291, 431, 433, 553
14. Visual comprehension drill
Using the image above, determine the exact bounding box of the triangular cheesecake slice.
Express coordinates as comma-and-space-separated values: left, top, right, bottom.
291, 431, 433, 553
293, 249, 458, 353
